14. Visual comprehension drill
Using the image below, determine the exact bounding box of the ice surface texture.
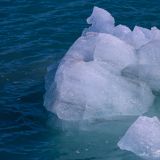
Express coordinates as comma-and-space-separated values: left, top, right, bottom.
118, 116, 160, 160
44, 6, 160, 121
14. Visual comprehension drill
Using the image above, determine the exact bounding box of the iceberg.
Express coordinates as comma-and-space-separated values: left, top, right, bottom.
118, 116, 160, 160
44, 6, 160, 122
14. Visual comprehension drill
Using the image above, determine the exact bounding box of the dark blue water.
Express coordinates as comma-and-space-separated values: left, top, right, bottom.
1, 1, 160, 159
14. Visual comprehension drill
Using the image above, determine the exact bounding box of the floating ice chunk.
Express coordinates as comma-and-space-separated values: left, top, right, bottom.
85, 6, 115, 34
118, 116, 160, 160
94, 33, 136, 70
138, 40, 160, 65
44, 32, 154, 121
44, 6, 157, 122
122, 65, 160, 92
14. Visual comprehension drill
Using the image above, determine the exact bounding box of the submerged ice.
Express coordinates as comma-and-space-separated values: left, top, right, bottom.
44, 6, 160, 122
118, 116, 160, 160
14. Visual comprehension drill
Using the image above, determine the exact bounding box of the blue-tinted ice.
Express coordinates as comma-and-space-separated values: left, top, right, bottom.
44, 7, 160, 159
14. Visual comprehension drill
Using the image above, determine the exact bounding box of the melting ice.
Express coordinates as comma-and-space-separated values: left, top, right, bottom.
44, 7, 160, 159
118, 116, 160, 160
44, 6, 160, 121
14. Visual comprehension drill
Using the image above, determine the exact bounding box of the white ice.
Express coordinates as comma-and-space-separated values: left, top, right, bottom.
44, 6, 160, 122
118, 116, 160, 160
